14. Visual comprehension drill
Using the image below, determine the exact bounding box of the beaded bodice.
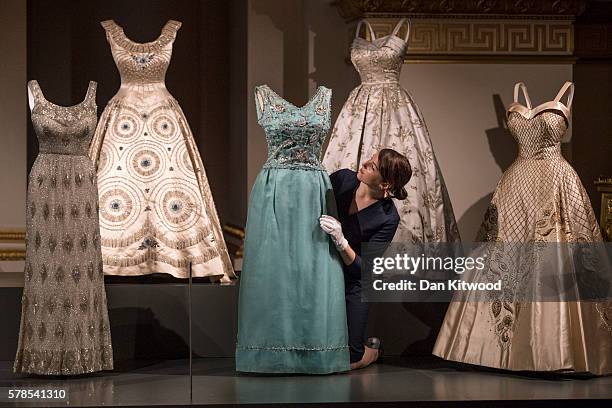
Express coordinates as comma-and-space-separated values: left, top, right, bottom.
101, 20, 181, 85
507, 112, 567, 159
254, 85, 331, 170
506, 82, 573, 160
351, 19, 410, 85
28, 80, 97, 156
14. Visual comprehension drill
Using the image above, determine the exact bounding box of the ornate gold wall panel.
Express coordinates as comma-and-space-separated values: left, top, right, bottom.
333, 0, 610, 62
0, 250, 26, 261
0, 229, 26, 261
0, 229, 25, 242
223, 224, 245, 258
365, 18, 573, 60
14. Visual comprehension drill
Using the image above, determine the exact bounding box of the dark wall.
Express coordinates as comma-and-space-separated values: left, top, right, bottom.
26, 0, 245, 226
573, 61, 612, 219
228, 0, 249, 226
573, 3, 612, 220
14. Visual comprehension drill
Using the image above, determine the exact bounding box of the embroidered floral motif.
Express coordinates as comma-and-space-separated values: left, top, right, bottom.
138, 237, 160, 250
321, 31, 459, 245
255, 85, 331, 171
85, 20, 235, 281
131, 53, 155, 66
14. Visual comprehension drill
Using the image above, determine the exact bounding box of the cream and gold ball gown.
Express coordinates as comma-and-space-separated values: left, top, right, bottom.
322, 18, 460, 245
89, 20, 234, 280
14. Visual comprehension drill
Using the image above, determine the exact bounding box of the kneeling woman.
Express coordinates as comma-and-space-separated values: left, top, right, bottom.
320, 149, 412, 369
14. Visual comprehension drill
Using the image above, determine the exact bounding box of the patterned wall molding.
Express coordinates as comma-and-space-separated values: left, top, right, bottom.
365, 18, 575, 61
332, 0, 612, 62
0, 229, 26, 242
333, 0, 590, 21
0, 250, 26, 261
0, 229, 26, 262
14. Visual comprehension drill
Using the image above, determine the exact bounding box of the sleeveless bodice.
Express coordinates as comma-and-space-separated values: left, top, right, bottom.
29, 80, 97, 156
254, 85, 331, 171
507, 111, 567, 159
100, 20, 181, 88
351, 37, 407, 84
350, 19, 410, 85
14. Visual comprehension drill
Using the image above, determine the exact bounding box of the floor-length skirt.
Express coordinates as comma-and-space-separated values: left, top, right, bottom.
433, 157, 612, 375
89, 93, 235, 280
236, 167, 350, 374
14, 154, 114, 375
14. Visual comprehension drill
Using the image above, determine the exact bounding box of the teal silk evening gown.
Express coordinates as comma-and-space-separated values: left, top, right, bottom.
235, 85, 350, 374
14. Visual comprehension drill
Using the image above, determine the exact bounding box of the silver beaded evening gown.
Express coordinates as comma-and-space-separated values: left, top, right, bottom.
14, 80, 113, 375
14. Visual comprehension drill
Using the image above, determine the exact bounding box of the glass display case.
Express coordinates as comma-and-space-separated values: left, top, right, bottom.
1, 0, 611, 406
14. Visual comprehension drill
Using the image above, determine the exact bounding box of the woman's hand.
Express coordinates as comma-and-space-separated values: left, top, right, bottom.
319, 215, 348, 251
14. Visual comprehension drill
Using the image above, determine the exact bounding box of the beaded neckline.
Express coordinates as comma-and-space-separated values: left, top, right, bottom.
29, 80, 96, 112
261, 85, 325, 111
353, 34, 407, 50
101, 19, 182, 53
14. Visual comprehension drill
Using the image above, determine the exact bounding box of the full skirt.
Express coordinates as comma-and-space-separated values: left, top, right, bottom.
433, 156, 612, 375
89, 94, 234, 279
323, 83, 460, 244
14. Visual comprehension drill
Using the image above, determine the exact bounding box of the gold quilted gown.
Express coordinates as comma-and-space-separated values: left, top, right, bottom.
433, 82, 612, 375
89, 20, 235, 280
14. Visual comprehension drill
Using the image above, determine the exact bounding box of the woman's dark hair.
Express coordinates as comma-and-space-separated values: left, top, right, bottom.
378, 148, 412, 200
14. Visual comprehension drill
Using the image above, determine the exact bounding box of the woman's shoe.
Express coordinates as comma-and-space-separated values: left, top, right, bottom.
366, 337, 384, 363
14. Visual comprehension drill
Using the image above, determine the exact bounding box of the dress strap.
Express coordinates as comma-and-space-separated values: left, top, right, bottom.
553, 81, 574, 109
100, 19, 115, 31
84, 81, 97, 106
355, 19, 376, 41
391, 18, 411, 42
100, 19, 125, 47
313, 86, 332, 129
513, 82, 532, 109
100, 19, 121, 38
317, 86, 332, 110
27, 80, 43, 110
162, 20, 182, 34
254, 85, 272, 121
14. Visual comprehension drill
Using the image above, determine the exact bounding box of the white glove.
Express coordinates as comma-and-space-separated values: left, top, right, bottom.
319, 215, 348, 251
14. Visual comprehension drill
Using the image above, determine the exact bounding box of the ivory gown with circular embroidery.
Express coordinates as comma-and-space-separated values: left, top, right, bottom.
15, 80, 113, 375
322, 19, 460, 245
433, 82, 612, 375
89, 20, 235, 279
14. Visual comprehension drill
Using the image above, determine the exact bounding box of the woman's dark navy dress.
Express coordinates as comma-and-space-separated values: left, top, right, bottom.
329, 169, 400, 363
